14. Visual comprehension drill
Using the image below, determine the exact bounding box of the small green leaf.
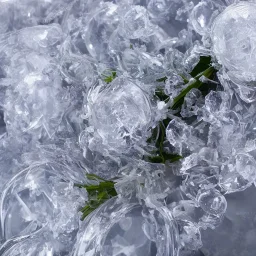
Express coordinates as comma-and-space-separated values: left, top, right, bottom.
102, 71, 117, 84
156, 77, 167, 83
76, 174, 117, 220
190, 56, 211, 78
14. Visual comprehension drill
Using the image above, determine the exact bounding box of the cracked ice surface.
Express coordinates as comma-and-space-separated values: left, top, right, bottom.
1, 0, 256, 255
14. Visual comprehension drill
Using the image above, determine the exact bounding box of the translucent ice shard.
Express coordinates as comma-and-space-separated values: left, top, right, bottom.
4, 67, 68, 139
60, 54, 96, 87
18, 24, 64, 53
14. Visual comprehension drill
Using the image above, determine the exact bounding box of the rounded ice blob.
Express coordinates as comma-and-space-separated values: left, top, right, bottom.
86, 76, 152, 153
197, 189, 227, 216
0, 162, 85, 244
119, 6, 154, 39
72, 197, 179, 256
191, 1, 214, 35
211, 2, 256, 75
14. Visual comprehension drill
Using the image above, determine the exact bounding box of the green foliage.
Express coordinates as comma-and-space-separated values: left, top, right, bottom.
149, 56, 217, 162
146, 120, 183, 164
190, 56, 212, 77
76, 56, 217, 219
156, 77, 168, 83
102, 71, 117, 84
75, 174, 117, 220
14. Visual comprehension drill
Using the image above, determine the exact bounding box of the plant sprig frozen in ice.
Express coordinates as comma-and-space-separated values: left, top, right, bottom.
77, 55, 217, 218
75, 174, 117, 220
1, 0, 256, 255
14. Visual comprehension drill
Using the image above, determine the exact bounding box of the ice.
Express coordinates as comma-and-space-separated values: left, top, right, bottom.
181, 88, 203, 118
0, 161, 86, 252
211, 2, 256, 81
82, 76, 153, 154
72, 197, 179, 256
119, 6, 154, 40
4, 65, 68, 139
197, 189, 227, 216
18, 24, 64, 53
0, 0, 73, 34
0, 2, 11, 35
201, 186, 256, 256
82, 2, 120, 62
0, 0, 256, 254
60, 54, 96, 87
166, 118, 205, 155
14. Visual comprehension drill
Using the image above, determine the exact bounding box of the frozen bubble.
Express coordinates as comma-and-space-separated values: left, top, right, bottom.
60, 54, 96, 87
18, 24, 64, 54
190, 1, 215, 35
85, 76, 152, 153
72, 197, 179, 256
211, 2, 256, 78
4, 63, 69, 138
119, 6, 154, 39
83, 2, 119, 62
197, 189, 227, 216
0, 162, 86, 243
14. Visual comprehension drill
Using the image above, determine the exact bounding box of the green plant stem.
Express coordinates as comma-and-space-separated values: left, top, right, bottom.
172, 66, 216, 110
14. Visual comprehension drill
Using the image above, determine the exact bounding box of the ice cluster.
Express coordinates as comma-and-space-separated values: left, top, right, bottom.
1, 0, 256, 255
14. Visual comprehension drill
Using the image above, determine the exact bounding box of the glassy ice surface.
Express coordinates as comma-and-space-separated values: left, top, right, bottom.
1, 0, 256, 255
82, 76, 153, 154
211, 2, 256, 79
0, 163, 86, 253
73, 197, 179, 256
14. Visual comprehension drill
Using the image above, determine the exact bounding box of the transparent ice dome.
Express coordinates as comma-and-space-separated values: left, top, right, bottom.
211, 1, 256, 78
73, 197, 179, 256
85, 76, 153, 153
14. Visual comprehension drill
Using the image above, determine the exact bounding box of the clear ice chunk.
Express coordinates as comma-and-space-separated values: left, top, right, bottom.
211, 2, 256, 80
190, 1, 215, 35
0, 163, 86, 246
83, 76, 153, 154
118, 6, 155, 40
197, 189, 227, 216
72, 197, 179, 256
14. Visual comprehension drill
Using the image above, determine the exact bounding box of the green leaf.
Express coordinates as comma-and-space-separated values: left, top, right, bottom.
76, 174, 117, 220
102, 71, 117, 84
190, 56, 212, 78
146, 120, 183, 164
148, 56, 217, 163
156, 77, 167, 83
155, 88, 170, 102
